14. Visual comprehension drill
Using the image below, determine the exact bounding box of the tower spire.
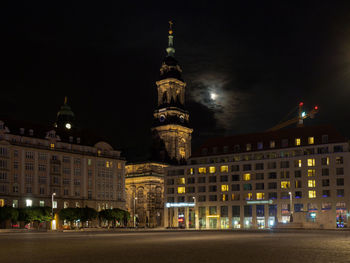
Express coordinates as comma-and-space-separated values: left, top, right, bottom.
166, 20, 175, 57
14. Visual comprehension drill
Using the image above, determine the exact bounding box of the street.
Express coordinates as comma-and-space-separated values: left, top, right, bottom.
0, 230, 349, 263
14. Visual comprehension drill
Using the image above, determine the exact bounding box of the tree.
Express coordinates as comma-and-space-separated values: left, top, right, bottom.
80, 207, 98, 227
0, 207, 19, 228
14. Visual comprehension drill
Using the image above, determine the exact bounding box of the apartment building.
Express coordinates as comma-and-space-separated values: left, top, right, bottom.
0, 118, 126, 212
164, 125, 349, 229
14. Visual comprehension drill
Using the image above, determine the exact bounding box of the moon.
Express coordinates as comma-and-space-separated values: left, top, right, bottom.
210, 92, 217, 100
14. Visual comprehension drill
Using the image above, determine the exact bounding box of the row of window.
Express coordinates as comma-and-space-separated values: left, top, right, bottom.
167, 189, 345, 203
168, 168, 344, 186
186, 157, 343, 175
169, 178, 345, 194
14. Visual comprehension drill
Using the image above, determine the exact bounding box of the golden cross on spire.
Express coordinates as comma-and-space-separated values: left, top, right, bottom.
168, 20, 173, 35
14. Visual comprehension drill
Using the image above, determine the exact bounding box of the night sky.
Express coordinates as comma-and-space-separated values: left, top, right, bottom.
2, 1, 350, 161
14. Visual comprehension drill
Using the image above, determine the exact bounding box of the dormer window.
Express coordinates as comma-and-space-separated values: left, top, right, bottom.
77, 138, 81, 144
69, 136, 73, 143
246, 144, 251, 151
29, 129, 34, 136
223, 146, 229, 153
212, 147, 218, 154
257, 142, 263, 150
20, 128, 25, 135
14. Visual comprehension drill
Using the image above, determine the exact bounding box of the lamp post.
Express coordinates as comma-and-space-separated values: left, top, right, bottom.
134, 197, 137, 228
288, 192, 293, 222
51, 192, 56, 230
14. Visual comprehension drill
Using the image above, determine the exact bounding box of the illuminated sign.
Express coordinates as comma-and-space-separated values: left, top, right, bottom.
165, 202, 195, 208
246, 200, 273, 205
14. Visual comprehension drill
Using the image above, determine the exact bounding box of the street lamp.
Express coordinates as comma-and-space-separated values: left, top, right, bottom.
51, 192, 56, 230
134, 197, 137, 228
288, 192, 293, 222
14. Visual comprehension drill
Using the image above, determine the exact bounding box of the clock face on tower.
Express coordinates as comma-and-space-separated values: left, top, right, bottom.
159, 115, 166, 122
65, 123, 72, 130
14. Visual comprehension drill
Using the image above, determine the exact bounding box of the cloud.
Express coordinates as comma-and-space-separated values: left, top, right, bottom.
187, 72, 245, 131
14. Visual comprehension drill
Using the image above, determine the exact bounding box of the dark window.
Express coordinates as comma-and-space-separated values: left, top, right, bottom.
256, 183, 264, 190
322, 135, 328, 143
268, 182, 277, 189
334, 145, 343, 152
167, 188, 174, 194
220, 206, 228, 217
281, 192, 289, 199
268, 172, 277, 179
231, 184, 240, 191
322, 179, 330, 187
294, 170, 302, 178
198, 186, 206, 193
244, 205, 252, 217
322, 190, 330, 197
198, 195, 206, 202
187, 177, 195, 184
269, 205, 277, 216
232, 206, 240, 217
220, 175, 228, 182
280, 171, 290, 178
231, 165, 240, 172
255, 173, 264, 180
167, 179, 174, 185
294, 204, 304, 212
322, 168, 329, 176
268, 192, 277, 199
256, 205, 264, 217
187, 187, 195, 193
321, 158, 329, 165
295, 191, 302, 198
337, 189, 344, 197
336, 178, 344, 186
209, 185, 217, 192
243, 184, 252, 190
209, 176, 216, 183
280, 161, 289, 168
198, 177, 206, 183
336, 168, 344, 175
243, 164, 252, 171
231, 174, 240, 181
178, 196, 185, 202
209, 195, 217, 201
268, 162, 277, 169
167, 197, 175, 202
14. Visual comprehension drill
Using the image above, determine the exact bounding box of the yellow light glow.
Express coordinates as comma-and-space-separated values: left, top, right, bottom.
295, 138, 301, 146
177, 187, 185, 194
190, 168, 194, 175
308, 137, 314, 144
209, 166, 216, 173
198, 167, 206, 174
256, 193, 264, 200
50, 143, 55, 149
220, 165, 228, 173
221, 185, 229, 192
308, 190, 316, 198
245, 193, 253, 200
297, 160, 302, 167
307, 159, 315, 166
177, 178, 185, 184
243, 173, 251, 181
281, 181, 290, 189
308, 180, 316, 187
308, 169, 315, 177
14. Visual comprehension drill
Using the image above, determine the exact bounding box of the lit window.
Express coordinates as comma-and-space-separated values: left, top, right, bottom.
198, 167, 206, 174
245, 193, 253, 200
270, 141, 275, 148
246, 144, 251, 151
308, 137, 314, 145
220, 165, 228, 173
281, 181, 290, 189
297, 160, 302, 167
97, 150, 101, 156
26, 199, 33, 207
177, 187, 185, 194
295, 138, 301, 146
209, 166, 216, 173
243, 173, 251, 181
189, 168, 194, 175
177, 178, 185, 184
307, 159, 315, 166
53, 201, 57, 208
88, 159, 92, 166
256, 193, 265, 200
50, 143, 55, 149
308, 190, 316, 198
308, 169, 315, 177
12, 200, 18, 208
39, 200, 45, 207
221, 185, 229, 192
308, 180, 316, 188
0, 199, 4, 207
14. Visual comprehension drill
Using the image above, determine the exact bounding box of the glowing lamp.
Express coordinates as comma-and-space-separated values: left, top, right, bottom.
299, 102, 304, 106
314, 106, 318, 110
301, 112, 306, 117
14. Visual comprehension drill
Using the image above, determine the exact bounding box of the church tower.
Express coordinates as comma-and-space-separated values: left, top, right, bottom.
152, 22, 193, 163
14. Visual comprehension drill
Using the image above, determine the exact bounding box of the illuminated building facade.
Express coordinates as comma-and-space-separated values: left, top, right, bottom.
152, 22, 193, 163
164, 126, 350, 229
0, 99, 126, 215
125, 162, 168, 227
